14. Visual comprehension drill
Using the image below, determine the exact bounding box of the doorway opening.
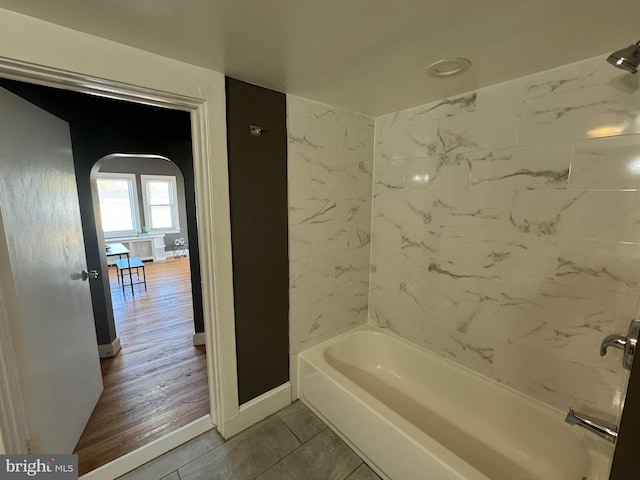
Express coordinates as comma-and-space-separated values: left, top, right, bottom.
0, 78, 211, 475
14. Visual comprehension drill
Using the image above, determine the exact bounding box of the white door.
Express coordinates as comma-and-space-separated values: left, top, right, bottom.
0, 87, 103, 452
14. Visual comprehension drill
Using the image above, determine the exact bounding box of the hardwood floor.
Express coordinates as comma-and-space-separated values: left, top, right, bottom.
73, 257, 209, 476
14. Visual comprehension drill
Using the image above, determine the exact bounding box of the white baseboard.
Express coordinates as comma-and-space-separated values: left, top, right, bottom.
80, 414, 215, 480
192, 332, 206, 346
290, 353, 300, 400
223, 383, 291, 438
98, 337, 121, 358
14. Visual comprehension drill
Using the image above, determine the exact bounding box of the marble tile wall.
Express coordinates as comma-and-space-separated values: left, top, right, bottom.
369, 55, 640, 419
287, 96, 374, 392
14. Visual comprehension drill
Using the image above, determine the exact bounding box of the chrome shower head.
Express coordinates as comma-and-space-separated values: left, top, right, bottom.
607, 41, 640, 74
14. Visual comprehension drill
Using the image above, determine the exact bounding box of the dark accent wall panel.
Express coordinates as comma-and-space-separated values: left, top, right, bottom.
226, 77, 289, 404
610, 348, 640, 479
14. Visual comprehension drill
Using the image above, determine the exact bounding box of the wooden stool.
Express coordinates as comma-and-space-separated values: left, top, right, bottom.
115, 257, 147, 296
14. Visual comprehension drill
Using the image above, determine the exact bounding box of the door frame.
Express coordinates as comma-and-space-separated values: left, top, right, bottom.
0, 56, 233, 459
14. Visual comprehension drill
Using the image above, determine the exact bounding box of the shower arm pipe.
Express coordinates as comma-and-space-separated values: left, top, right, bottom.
565, 408, 618, 444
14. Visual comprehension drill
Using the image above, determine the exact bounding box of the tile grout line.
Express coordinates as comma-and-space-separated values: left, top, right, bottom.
276, 411, 328, 444
256, 415, 362, 480
251, 415, 328, 479
277, 413, 329, 447
342, 460, 365, 480
173, 434, 229, 475
250, 415, 306, 479
275, 412, 303, 442
133, 409, 373, 480
175, 415, 299, 480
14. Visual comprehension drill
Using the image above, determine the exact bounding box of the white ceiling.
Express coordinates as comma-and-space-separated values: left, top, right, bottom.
0, 0, 638, 116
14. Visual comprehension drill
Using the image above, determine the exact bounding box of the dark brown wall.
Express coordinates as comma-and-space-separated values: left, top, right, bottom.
226, 78, 289, 404
610, 348, 640, 479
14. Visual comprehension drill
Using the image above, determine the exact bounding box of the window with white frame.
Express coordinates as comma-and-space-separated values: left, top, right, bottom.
141, 175, 180, 233
96, 173, 140, 237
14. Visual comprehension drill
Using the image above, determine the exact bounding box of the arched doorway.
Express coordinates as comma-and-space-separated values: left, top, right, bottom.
70, 154, 208, 474
0, 77, 218, 477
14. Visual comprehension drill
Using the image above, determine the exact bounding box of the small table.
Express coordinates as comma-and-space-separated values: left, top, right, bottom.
106, 243, 129, 258
114, 257, 147, 295
106, 243, 136, 296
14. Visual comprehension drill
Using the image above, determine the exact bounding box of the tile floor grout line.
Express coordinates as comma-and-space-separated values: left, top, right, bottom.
275, 412, 304, 443
253, 421, 364, 480
176, 415, 300, 480
123, 405, 381, 480
342, 460, 365, 480
250, 453, 287, 480
300, 424, 329, 444
173, 433, 228, 475
248, 415, 307, 479
276, 411, 328, 444
251, 414, 332, 479
251, 417, 345, 480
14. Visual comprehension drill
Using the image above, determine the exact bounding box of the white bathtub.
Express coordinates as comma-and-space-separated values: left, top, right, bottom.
298, 325, 614, 480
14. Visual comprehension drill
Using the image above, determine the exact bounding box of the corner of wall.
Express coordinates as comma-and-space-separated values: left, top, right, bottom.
286, 95, 375, 397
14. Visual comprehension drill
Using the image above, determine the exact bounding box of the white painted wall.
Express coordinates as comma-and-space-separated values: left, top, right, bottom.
0, 7, 239, 441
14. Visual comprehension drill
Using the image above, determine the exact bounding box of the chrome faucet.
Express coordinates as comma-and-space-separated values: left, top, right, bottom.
600, 320, 640, 370
565, 408, 618, 444
600, 333, 628, 356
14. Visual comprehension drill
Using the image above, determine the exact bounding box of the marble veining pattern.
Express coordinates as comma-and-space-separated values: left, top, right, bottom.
369, 54, 640, 418
287, 96, 374, 380
467, 144, 572, 191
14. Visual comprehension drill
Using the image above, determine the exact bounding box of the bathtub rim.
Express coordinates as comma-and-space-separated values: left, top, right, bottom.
298, 325, 497, 480
297, 323, 614, 480
301, 323, 574, 418
298, 351, 488, 480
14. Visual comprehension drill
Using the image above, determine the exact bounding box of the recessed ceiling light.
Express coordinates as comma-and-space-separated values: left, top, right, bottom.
427, 58, 471, 78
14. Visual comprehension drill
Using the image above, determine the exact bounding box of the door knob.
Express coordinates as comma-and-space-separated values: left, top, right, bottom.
601, 319, 640, 370
81, 269, 99, 281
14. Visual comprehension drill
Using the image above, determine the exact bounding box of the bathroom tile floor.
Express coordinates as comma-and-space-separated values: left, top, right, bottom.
118, 401, 382, 480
